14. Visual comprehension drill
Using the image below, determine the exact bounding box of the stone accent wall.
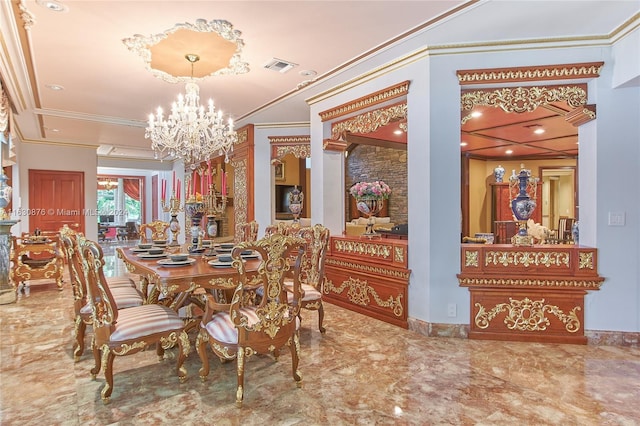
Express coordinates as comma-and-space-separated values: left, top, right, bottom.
346, 145, 408, 225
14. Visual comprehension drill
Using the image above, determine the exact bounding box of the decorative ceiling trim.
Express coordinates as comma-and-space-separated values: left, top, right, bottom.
331, 102, 407, 140
457, 62, 604, 85
122, 19, 249, 84
319, 81, 409, 122
268, 135, 311, 161
565, 105, 596, 127
460, 84, 589, 123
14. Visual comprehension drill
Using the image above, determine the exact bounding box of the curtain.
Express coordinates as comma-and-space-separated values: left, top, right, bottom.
123, 178, 140, 201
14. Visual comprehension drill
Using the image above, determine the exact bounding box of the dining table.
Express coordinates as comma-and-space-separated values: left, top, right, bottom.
116, 245, 261, 315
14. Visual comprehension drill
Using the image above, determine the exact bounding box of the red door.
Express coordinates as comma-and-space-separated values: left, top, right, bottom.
28, 169, 85, 234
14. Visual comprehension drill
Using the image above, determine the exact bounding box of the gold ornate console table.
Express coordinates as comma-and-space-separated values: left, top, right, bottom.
323, 236, 410, 328
457, 244, 604, 344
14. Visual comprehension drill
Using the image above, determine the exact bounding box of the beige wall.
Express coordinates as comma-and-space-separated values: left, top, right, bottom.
468, 158, 577, 236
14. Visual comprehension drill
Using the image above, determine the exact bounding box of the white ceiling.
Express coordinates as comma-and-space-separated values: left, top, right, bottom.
1, 1, 638, 162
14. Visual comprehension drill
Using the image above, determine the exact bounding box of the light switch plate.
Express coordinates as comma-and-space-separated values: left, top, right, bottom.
608, 212, 625, 226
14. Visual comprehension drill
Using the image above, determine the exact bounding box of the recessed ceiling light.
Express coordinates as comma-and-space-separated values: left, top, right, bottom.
299, 70, 317, 77
534, 128, 545, 134
45, 84, 64, 91
505, 149, 513, 155
471, 111, 482, 118
36, 0, 68, 12
460, 142, 468, 146
393, 130, 403, 135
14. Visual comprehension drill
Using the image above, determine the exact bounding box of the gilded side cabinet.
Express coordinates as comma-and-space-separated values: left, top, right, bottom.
324, 236, 410, 328
457, 244, 604, 344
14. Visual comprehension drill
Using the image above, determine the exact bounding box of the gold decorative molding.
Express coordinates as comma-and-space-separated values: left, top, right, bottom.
324, 278, 404, 317
461, 85, 588, 117
457, 276, 603, 290
269, 135, 311, 161
330, 102, 407, 139
484, 250, 571, 268
457, 62, 604, 85
319, 81, 410, 122
578, 252, 595, 270
393, 246, 405, 264
465, 250, 479, 267
236, 127, 249, 145
333, 239, 392, 259
326, 258, 411, 280
231, 158, 248, 226
565, 105, 596, 127
474, 298, 581, 333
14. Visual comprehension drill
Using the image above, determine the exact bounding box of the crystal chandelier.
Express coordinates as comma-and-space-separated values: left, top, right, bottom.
145, 54, 237, 168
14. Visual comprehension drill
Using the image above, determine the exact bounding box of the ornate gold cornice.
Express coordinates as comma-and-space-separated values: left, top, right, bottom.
484, 250, 571, 268
269, 135, 311, 161
457, 62, 604, 85
461, 85, 589, 119
565, 105, 596, 127
318, 81, 409, 122
322, 138, 347, 152
330, 102, 407, 140
457, 276, 603, 290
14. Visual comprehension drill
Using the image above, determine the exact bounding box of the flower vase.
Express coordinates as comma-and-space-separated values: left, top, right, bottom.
288, 186, 304, 224
356, 196, 384, 236
494, 164, 505, 183
206, 215, 218, 238
185, 202, 204, 251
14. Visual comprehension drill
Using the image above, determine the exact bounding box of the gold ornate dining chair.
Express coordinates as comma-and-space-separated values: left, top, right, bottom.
79, 238, 189, 403
59, 228, 143, 361
286, 224, 330, 333
235, 220, 260, 243
196, 233, 306, 407
11, 233, 65, 290
139, 220, 170, 243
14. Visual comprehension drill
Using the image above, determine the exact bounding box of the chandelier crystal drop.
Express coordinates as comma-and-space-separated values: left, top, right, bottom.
145, 54, 237, 167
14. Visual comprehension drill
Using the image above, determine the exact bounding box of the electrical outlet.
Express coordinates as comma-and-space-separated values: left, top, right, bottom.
447, 303, 457, 317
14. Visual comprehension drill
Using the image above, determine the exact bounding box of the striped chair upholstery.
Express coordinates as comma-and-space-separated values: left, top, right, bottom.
196, 233, 306, 407
284, 224, 330, 333
79, 238, 188, 404
59, 229, 143, 361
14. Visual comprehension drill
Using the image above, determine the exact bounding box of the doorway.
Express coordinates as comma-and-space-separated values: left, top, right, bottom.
540, 166, 577, 230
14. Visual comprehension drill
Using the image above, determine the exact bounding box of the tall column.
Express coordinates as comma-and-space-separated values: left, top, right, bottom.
0, 219, 18, 304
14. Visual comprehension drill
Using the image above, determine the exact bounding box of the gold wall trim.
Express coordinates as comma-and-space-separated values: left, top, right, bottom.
330, 102, 407, 140
269, 135, 311, 160
474, 298, 581, 333
231, 157, 248, 226
458, 277, 603, 290
484, 250, 571, 268
461, 85, 588, 118
326, 258, 410, 280
318, 81, 409, 122
324, 278, 404, 317
457, 62, 604, 85
465, 250, 479, 267
578, 252, 595, 270
333, 239, 392, 259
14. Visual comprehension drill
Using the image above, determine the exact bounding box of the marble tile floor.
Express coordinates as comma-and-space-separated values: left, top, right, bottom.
1, 247, 639, 425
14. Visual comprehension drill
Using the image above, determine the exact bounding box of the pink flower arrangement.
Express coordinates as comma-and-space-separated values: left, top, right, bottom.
349, 180, 391, 199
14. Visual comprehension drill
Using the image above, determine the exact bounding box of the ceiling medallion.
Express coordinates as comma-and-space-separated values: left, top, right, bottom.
123, 19, 249, 84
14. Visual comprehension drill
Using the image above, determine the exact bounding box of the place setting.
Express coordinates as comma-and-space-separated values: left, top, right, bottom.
208, 254, 235, 269
157, 253, 195, 267
137, 247, 167, 260
131, 243, 153, 253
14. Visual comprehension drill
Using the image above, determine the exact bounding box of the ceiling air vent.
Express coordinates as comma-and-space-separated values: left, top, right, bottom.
263, 58, 297, 73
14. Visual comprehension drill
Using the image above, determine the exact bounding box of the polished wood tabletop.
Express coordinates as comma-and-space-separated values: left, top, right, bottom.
116, 245, 260, 302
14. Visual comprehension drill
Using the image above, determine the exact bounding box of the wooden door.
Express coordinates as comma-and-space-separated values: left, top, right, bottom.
29, 169, 85, 233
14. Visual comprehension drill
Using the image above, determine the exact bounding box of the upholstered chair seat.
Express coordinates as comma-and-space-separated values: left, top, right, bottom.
80, 286, 143, 315
197, 233, 306, 407
79, 238, 188, 404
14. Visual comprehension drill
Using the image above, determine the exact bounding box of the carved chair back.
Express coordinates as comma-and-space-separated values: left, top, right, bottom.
139, 220, 170, 243
235, 220, 259, 243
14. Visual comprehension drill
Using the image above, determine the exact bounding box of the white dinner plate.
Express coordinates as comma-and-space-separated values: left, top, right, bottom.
131, 248, 150, 253
208, 259, 234, 268
138, 252, 167, 259
157, 258, 196, 267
